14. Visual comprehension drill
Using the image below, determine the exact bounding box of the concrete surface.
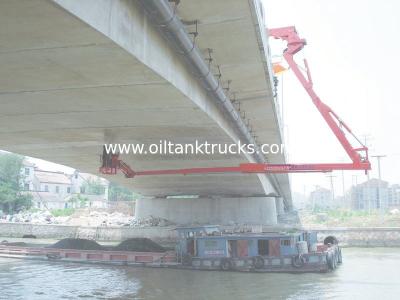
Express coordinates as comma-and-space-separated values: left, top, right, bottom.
135, 196, 278, 225
0, 222, 176, 242
275, 197, 285, 216
0, 0, 290, 224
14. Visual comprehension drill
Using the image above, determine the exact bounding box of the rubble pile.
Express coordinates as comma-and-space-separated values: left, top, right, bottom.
0, 211, 58, 224
68, 212, 175, 227
46, 238, 166, 252
0, 210, 174, 228
72, 211, 135, 227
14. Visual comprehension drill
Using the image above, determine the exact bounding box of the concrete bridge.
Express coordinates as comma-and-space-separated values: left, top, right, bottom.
0, 0, 291, 225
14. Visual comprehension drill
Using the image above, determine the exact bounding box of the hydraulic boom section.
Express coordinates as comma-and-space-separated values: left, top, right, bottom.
268, 26, 370, 172
99, 26, 371, 178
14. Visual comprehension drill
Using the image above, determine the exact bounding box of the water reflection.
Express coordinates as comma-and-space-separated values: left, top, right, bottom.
1, 248, 399, 300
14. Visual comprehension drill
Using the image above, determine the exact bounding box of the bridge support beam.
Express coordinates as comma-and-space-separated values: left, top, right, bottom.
135, 196, 277, 225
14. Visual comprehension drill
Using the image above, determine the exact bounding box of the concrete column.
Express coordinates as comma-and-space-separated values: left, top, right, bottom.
275, 197, 285, 216
135, 196, 277, 225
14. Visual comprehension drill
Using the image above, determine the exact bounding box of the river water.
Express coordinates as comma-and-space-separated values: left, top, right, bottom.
0, 248, 399, 300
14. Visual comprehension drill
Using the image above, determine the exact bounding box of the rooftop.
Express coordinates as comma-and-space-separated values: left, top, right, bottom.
76, 172, 109, 186
34, 170, 71, 185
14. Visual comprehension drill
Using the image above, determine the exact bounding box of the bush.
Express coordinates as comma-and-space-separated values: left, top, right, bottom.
51, 208, 75, 217
0, 153, 32, 213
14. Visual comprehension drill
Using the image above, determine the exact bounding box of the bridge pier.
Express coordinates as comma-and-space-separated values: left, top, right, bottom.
275, 197, 285, 216
135, 196, 278, 225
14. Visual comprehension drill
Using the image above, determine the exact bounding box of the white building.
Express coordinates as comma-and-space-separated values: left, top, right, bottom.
349, 178, 389, 210
388, 184, 400, 208
309, 187, 334, 210
21, 159, 35, 191
33, 170, 72, 196
71, 171, 109, 200
22, 160, 109, 210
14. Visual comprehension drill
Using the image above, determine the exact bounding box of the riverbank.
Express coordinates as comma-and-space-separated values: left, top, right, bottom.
0, 222, 176, 243
299, 209, 400, 228
312, 227, 400, 247
1, 222, 400, 247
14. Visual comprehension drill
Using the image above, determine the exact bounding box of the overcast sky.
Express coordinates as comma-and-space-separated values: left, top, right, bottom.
263, 0, 400, 197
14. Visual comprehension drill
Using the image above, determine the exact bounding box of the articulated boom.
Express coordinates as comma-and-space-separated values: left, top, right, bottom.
269, 26, 370, 172
99, 26, 371, 179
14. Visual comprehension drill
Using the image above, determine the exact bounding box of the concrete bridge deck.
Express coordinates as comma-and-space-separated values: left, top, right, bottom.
0, 0, 291, 224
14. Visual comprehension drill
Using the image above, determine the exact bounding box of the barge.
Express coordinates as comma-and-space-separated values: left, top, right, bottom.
0, 226, 342, 273
175, 226, 341, 273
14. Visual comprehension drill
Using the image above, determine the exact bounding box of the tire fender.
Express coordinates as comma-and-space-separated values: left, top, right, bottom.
252, 256, 265, 269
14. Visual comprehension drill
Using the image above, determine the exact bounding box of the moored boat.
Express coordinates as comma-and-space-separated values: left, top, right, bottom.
0, 227, 342, 273
175, 226, 342, 273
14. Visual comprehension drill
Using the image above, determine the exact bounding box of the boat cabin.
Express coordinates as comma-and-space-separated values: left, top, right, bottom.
176, 226, 317, 258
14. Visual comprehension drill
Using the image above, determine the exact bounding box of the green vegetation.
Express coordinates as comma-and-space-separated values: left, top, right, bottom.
325, 209, 375, 219
108, 182, 138, 201
312, 208, 375, 219
68, 194, 89, 208
84, 178, 105, 195
0, 153, 32, 213
300, 208, 400, 227
83, 178, 140, 201
51, 208, 75, 217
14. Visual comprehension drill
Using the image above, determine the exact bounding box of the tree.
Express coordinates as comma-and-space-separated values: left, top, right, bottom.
108, 182, 138, 201
68, 194, 89, 208
84, 178, 105, 195
0, 153, 32, 213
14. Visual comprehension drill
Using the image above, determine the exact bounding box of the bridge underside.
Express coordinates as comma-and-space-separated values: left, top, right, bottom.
0, 0, 291, 224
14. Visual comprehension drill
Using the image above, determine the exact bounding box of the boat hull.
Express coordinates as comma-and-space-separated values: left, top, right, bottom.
0, 244, 340, 273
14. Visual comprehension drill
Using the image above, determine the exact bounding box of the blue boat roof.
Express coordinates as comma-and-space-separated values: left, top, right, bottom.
194, 232, 302, 240
175, 225, 220, 230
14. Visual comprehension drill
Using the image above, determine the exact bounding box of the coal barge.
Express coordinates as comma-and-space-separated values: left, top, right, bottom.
0, 226, 341, 273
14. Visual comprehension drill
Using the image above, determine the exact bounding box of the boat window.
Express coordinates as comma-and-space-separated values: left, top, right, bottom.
205, 240, 218, 247
228, 240, 237, 257
187, 239, 195, 256
281, 239, 290, 246
237, 240, 249, 257
258, 240, 269, 255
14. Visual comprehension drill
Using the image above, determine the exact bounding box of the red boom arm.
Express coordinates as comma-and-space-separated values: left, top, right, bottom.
268, 26, 370, 170
99, 26, 371, 178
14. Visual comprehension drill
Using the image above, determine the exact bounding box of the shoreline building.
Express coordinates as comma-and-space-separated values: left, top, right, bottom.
309, 187, 334, 210
22, 160, 109, 210
348, 178, 400, 210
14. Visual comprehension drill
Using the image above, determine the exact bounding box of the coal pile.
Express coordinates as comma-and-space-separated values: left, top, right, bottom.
114, 238, 165, 253
48, 238, 104, 251
1, 241, 27, 247
22, 234, 37, 239
47, 238, 166, 253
